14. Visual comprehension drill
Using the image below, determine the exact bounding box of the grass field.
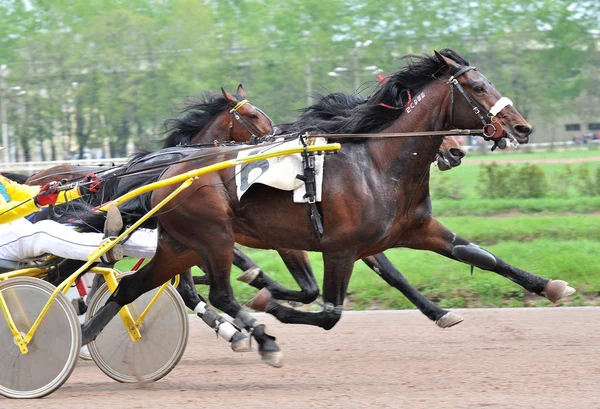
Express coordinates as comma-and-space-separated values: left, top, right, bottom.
430, 151, 600, 215
114, 149, 599, 311
466, 145, 599, 161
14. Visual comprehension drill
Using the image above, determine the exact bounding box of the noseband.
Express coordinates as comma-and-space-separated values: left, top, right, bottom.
447, 66, 514, 149
228, 99, 275, 144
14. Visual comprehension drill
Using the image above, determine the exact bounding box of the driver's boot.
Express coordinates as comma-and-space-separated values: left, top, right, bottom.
100, 205, 124, 264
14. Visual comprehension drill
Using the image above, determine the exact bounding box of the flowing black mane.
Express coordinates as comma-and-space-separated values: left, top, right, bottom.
288, 49, 469, 136
162, 92, 239, 147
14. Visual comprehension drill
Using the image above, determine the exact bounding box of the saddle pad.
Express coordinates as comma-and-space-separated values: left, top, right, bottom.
235, 137, 326, 203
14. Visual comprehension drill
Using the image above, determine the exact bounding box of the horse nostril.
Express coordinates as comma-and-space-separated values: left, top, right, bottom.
450, 148, 466, 159
514, 124, 532, 137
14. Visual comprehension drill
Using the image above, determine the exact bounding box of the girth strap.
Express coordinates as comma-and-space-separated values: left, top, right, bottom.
296, 135, 324, 240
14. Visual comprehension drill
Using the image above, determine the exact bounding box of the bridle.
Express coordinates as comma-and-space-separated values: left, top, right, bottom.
447, 66, 515, 150
228, 99, 275, 144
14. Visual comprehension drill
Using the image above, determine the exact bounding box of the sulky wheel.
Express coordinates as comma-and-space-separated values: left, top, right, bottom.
0, 277, 81, 399
85, 273, 189, 383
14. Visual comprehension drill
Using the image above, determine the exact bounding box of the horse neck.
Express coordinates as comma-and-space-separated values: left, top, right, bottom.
189, 110, 236, 144
368, 80, 450, 176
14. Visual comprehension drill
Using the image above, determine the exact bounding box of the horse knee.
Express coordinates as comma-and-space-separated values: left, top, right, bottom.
301, 285, 320, 304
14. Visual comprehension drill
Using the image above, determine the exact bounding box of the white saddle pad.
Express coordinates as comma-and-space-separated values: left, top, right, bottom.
235, 137, 326, 203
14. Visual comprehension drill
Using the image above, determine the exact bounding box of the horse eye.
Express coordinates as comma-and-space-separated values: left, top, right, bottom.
474, 85, 485, 93
249, 114, 258, 120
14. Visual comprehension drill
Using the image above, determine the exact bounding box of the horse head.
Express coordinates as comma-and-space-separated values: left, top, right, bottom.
221, 84, 274, 143
163, 85, 274, 147
435, 136, 466, 171
435, 50, 532, 148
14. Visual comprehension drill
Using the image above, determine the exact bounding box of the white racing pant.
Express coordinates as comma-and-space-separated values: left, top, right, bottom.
0, 218, 157, 262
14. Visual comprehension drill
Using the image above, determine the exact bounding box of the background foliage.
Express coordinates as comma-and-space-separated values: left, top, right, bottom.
1, 0, 599, 158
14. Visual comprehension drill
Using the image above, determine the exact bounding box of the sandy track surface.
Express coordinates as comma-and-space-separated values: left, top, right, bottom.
3, 307, 600, 409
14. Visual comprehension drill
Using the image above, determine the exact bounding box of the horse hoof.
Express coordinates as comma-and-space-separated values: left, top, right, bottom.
246, 288, 272, 312
231, 338, 252, 353
260, 350, 283, 368
237, 267, 261, 284
435, 312, 464, 328
543, 280, 576, 303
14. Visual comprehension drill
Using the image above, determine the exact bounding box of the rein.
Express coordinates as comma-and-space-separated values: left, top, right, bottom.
92, 139, 288, 183
299, 128, 485, 140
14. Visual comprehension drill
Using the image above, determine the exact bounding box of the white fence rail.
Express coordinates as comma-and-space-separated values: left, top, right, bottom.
0, 158, 129, 175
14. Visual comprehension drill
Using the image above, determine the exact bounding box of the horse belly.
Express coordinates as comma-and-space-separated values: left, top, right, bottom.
233, 186, 322, 251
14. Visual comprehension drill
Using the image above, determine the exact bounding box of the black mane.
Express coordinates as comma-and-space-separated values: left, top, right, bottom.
162, 92, 239, 147
288, 48, 469, 136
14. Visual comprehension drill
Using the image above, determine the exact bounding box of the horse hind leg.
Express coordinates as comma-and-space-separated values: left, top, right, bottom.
193, 238, 283, 367
81, 236, 201, 345
177, 269, 250, 352
81, 262, 160, 345
237, 248, 320, 304
362, 253, 463, 328
247, 251, 354, 331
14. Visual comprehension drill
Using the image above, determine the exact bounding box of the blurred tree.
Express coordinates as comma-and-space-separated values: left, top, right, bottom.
0, 0, 597, 156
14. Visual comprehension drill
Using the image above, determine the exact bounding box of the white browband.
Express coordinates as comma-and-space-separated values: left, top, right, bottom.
489, 97, 513, 118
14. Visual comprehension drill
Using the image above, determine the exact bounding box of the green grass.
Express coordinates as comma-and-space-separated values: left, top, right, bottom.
432, 161, 600, 201
433, 197, 600, 216
116, 214, 600, 310
467, 146, 600, 161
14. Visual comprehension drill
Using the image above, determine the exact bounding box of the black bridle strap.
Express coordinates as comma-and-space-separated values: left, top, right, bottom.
228, 99, 275, 142
447, 66, 488, 129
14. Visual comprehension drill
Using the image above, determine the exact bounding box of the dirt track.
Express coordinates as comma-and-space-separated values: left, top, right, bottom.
3, 307, 600, 409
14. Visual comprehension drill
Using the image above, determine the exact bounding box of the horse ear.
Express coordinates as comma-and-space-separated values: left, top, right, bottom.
434, 50, 459, 69
236, 84, 246, 98
221, 87, 236, 104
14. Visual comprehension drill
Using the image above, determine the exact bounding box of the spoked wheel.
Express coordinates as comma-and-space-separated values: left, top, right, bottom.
86, 273, 189, 383
0, 277, 81, 399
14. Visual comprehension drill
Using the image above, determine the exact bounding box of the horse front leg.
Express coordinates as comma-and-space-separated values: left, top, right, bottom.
362, 253, 463, 328
247, 251, 354, 330
237, 248, 320, 304
405, 217, 575, 303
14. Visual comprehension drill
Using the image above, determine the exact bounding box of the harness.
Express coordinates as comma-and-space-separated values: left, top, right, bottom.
447, 66, 514, 150
296, 135, 324, 239
228, 99, 275, 145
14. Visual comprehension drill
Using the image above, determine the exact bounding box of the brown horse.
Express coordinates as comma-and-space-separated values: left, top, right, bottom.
81, 49, 575, 368
21, 85, 276, 352
27, 85, 467, 330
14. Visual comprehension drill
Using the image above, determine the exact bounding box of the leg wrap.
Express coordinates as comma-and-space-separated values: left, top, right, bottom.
233, 309, 279, 352
452, 244, 497, 270
194, 301, 242, 342
233, 309, 258, 331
